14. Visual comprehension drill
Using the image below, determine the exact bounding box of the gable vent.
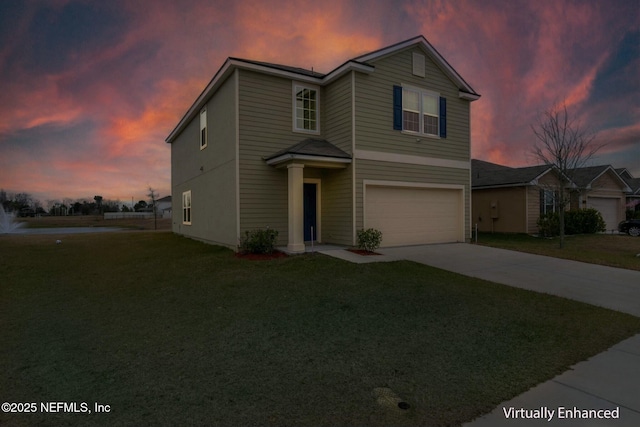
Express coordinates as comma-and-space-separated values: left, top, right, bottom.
412, 52, 425, 77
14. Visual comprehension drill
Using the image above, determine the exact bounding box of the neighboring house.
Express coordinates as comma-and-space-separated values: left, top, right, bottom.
617, 168, 640, 215
471, 159, 564, 233
155, 195, 172, 219
166, 36, 480, 252
570, 165, 630, 230
472, 160, 631, 234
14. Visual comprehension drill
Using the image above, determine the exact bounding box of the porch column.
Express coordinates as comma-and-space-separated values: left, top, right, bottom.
287, 163, 305, 253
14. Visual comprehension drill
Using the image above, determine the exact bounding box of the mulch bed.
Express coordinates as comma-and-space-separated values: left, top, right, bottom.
234, 250, 288, 260
347, 248, 382, 256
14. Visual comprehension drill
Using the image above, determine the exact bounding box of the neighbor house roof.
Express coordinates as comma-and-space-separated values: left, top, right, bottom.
166, 35, 480, 144
471, 159, 555, 189
264, 139, 351, 166
569, 165, 631, 192
616, 168, 640, 195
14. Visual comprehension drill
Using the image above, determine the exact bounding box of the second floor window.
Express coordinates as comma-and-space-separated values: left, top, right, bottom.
293, 84, 319, 133
402, 88, 439, 136
200, 107, 207, 150
393, 85, 446, 138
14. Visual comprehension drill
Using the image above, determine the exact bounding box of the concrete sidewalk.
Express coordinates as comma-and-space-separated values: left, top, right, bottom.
462, 334, 640, 426
320, 243, 640, 426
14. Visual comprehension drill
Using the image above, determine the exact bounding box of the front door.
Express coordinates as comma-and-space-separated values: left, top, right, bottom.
303, 183, 317, 241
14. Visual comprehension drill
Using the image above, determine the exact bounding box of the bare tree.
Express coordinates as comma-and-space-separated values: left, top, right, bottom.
147, 187, 158, 230
531, 101, 604, 248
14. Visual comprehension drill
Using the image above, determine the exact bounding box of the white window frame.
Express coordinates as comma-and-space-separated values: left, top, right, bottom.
540, 189, 557, 214
199, 107, 207, 150
402, 86, 440, 137
182, 190, 192, 225
292, 82, 320, 134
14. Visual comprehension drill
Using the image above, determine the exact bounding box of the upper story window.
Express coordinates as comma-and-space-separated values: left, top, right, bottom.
293, 83, 319, 133
393, 85, 446, 138
199, 107, 207, 150
402, 87, 439, 136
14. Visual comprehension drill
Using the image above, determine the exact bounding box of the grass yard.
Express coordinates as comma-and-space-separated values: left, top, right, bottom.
16, 215, 172, 231
476, 232, 640, 271
2, 232, 640, 426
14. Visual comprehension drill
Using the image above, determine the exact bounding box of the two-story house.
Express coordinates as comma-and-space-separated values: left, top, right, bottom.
166, 36, 480, 253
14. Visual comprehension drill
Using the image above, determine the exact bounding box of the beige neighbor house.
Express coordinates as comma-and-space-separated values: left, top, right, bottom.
571, 165, 632, 231
472, 159, 631, 234
166, 36, 480, 253
617, 168, 640, 215
472, 159, 564, 234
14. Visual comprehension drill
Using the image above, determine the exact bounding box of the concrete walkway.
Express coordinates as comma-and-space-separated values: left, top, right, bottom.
320, 243, 640, 426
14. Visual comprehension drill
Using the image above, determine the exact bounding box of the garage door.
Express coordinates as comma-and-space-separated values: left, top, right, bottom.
365, 185, 463, 247
587, 197, 618, 231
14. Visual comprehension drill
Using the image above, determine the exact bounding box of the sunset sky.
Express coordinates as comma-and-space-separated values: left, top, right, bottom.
1, 0, 638, 206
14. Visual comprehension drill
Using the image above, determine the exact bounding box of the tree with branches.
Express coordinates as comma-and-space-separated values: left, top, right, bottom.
147, 187, 158, 230
531, 101, 605, 248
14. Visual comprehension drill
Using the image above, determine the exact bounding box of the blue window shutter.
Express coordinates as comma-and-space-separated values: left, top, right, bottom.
439, 97, 447, 138
393, 85, 402, 130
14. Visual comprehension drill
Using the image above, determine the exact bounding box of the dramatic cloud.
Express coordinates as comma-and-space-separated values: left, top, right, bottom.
0, 0, 638, 205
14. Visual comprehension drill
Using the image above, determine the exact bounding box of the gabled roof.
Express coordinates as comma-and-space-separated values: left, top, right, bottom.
166, 35, 480, 144
354, 35, 480, 100
569, 165, 631, 192
265, 139, 351, 166
616, 168, 640, 195
473, 160, 633, 193
472, 159, 556, 188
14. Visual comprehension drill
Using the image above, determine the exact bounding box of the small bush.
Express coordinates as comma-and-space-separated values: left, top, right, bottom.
566, 208, 606, 234
357, 228, 383, 252
239, 228, 279, 254
537, 212, 560, 237
537, 209, 605, 237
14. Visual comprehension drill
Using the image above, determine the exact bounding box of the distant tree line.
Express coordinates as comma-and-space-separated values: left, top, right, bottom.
0, 189, 158, 217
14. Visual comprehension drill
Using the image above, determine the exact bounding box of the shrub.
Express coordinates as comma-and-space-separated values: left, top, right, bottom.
357, 228, 383, 252
537, 212, 560, 237
537, 209, 605, 237
239, 227, 279, 254
566, 208, 606, 234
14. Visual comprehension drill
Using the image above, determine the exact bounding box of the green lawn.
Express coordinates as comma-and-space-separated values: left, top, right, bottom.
2, 232, 639, 426
476, 232, 640, 271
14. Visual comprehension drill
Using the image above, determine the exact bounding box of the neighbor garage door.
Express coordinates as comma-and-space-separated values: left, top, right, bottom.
365, 185, 463, 247
587, 197, 618, 231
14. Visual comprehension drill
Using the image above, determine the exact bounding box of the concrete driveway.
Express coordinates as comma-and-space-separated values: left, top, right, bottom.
379, 243, 640, 318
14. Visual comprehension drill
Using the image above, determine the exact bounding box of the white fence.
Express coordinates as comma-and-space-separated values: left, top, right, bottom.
104, 212, 155, 220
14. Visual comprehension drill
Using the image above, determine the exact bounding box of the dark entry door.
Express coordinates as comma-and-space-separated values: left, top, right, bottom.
303, 183, 317, 241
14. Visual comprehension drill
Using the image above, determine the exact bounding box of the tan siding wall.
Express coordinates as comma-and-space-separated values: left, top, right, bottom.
322, 165, 354, 245
322, 72, 354, 244
237, 69, 356, 247
354, 46, 470, 161
324, 73, 353, 154
171, 75, 238, 247
355, 159, 470, 239
526, 186, 541, 233
237, 70, 325, 245
473, 187, 527, 233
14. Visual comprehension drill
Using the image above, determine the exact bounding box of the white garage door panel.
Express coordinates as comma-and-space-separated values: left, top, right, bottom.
365, 186, 462, 246
587, 197, 617, 230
